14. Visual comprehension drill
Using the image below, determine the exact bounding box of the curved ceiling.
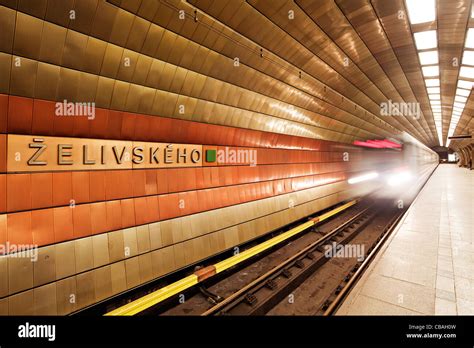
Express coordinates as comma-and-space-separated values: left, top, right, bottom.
0, 0, 472, 150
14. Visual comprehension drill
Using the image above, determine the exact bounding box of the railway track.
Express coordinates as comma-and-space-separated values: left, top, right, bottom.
155, 199, 406, 316
87, 195, 407, 316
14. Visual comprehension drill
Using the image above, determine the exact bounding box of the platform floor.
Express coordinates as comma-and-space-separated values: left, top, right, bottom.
338, 165, 474, 315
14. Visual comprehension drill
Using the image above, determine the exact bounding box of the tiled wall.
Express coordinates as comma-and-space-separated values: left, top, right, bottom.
0, 94, 402, 314
0, 1, 403, 315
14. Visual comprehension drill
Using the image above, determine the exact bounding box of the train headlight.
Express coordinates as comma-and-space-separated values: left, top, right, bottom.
348, 172, 379, 184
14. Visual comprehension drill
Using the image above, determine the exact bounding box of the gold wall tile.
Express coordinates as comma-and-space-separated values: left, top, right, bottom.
62, 29, 88, 70
124, 257, 140, 289
8, 254, 33, 294
8, 290, 34, 315
33, 245, 56, 287
132, 54, 152, 86
69, 0, 97, 34
82, 36, 107, 74
126, 16, 150, 52
110, 261, 127, 295
76, 72, 99, 103
124, 84, 143, 113
0, 299, 7, 315
0, 256, 8, 297
109, 9, 135, 47
90, 0, 117, 42
92, 233, 110, 268
35, 62, 60, 100
56, 277, 77, 315
0, 53, 11, 94
136, 225, 151, 253
94, 76, 114, 108
55, 241, 76, 279
122, 227, 138, 258
137, 0, 160, 21
116, 49, 138, 81
141, 24, 164, 57
110, 80, 130, 110
75, 270, 95, 309
13, 13, 43, 59
108, 229, 125, 262
9, 55, 37, 97
39, 21, 67, 65
148, 222, 162, 250
100, 43, 123, 79
138, 253, 153, 283
34, 283, 57, 315
0, 6, 15, 53
137, 87, 155, 114
56, 67, 79, 101
93, 265, 112, 301
74, 237, 93, 273
45, 0, 74, 27
18, 0, 47, 18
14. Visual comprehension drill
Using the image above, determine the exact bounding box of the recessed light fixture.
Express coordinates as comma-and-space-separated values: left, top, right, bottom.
455, 95, 468, 103
465, 28, 474, 48
425, 78, 440, 87
414, 30, 438, 50
422, 65, 439, 77
406, 0, 436, 24
427, 87, 440, 94
462, 50, 474, 65
418, 50, 439, 65
456, 88, 470, 97
459, 66, 474, 78
458, 80, 474, 89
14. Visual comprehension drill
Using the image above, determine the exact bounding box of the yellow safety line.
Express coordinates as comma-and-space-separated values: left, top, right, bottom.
105, 199, 358, 316
105, 275, 198, 316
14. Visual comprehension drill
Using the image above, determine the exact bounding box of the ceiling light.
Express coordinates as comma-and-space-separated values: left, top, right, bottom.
453, 102, 465, 108
430, 100, 441, 106
425, 78, 440, 87
453, 106, 464, 112
455, 95, 468, 103
462, 50, 474, 65
427, 87, 440, 94
459, 66, 474, 78
422, 65, 439, 77
458, 80, 474, 89
414, 30, 438, 50
418, 50, 438, 65
428, 94, 440, 100
456, 88, 470, 97
406, 0, 436, 24
466, 28, 474, 48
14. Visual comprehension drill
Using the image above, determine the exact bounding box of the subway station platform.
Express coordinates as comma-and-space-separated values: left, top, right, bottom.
338, 165, 474, 315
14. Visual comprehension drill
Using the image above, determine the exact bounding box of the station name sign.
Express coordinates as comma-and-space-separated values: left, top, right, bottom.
7, 135, 203, 172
